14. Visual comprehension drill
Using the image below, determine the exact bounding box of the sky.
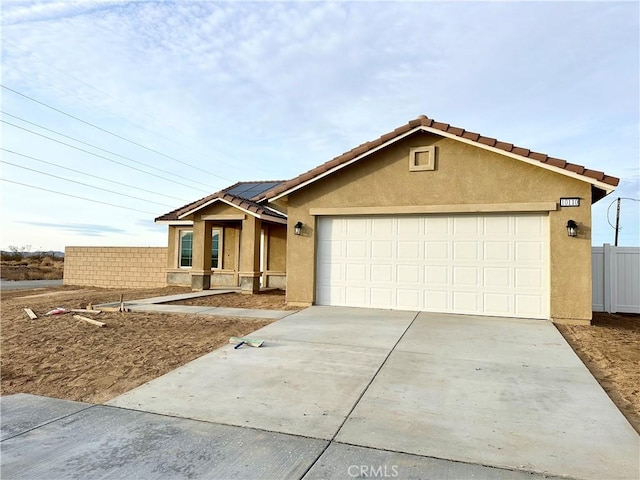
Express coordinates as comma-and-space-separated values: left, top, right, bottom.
1, 0, 638, 252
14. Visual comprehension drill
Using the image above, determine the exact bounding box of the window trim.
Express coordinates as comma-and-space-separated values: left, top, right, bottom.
177, 228, 223, 269
211, 228, 223, 270
178, 229, 193, 269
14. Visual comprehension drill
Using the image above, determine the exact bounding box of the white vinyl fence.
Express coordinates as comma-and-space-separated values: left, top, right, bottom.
592, 244, 640, 314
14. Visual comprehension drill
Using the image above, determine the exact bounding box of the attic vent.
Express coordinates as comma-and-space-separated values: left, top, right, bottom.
409, 146, 436, 171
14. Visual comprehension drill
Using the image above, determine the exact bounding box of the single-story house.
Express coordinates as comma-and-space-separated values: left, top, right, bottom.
156, 115, 618, 323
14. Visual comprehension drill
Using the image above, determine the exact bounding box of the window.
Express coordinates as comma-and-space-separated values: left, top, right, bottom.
211, 230, 221, 269
179, 230, 193, 267
178, 229, 222, 269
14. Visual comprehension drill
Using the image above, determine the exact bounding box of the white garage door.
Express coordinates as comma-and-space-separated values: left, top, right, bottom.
316, 214, 549, 319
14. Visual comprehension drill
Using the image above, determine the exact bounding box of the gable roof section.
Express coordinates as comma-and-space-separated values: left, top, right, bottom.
155, 181, 286, 223
265, 115, 619, 202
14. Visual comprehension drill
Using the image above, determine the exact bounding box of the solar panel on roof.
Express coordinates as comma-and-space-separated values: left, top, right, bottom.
225, 182, 281, 199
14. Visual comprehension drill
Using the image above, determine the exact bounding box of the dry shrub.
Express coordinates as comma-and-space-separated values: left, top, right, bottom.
40, 256, 54, 267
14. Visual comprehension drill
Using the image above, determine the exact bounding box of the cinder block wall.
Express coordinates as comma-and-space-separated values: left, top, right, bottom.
64, 247, 168, 288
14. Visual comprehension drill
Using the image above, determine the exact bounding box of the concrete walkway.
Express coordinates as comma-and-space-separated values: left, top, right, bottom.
3, 307, 639, 479
97, 289, 293, 319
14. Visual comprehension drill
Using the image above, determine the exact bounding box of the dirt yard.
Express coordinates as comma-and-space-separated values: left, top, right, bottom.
2, 286, 638, 435
167, 290, 299, 310
556, 312, 640, 433
1, 286, 275, 403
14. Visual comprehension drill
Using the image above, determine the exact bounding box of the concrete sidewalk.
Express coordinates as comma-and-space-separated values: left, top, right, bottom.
1, 394, 556, 479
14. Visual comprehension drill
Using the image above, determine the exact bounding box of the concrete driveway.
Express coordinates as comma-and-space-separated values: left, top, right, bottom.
3, 307, 639, 479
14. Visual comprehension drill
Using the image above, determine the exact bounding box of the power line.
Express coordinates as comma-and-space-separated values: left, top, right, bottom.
4, 41, 233, 171
2, 60, 250, 181
1, 160, 174, 208
0, 148, 188, 203
1, 84, 232, 181
1, 113, 215, 189
1, 178, 157, 215
2, 120, 211, 193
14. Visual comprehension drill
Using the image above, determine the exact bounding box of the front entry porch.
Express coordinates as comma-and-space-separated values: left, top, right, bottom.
164, 198, 287, 294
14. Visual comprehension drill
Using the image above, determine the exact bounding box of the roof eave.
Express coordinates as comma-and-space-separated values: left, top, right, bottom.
268, 125, 617, 202
178, 196, 287, 224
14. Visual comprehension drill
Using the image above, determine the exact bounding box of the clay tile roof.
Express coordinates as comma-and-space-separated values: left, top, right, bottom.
264, 115, 618, 200
545, 157, 566, 168
477, 136, 497, 147
495, 141, 514, 152
462, 131, 480, 141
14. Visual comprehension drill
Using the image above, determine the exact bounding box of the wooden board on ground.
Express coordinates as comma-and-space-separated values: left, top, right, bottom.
73, 314, 106, 327
23, 308, 37, 320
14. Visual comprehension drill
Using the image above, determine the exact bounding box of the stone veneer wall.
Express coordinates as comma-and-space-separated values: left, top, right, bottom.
64, 247, 167, 288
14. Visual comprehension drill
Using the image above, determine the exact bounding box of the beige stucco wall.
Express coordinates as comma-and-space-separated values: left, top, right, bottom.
284, 131, 596, 322
64, 246, 167, 288
267, 224, 287, 271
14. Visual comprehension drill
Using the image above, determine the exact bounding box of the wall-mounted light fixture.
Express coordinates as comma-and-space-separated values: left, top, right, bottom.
294, 221, 303, 236
566, 220, 578, 237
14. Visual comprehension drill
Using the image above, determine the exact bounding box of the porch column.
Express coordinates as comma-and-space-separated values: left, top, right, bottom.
239, 215, 261, 294
191, 219, 212, 290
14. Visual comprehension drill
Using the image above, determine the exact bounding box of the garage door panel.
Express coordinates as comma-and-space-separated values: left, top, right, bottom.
484, 267, 511, 288
425, 266, 448, 285
515, 295, 544, 317
453, 291, 479, 312
317, 262, 343, 283
371, 241, 393, 258
453, 216, 480, 234
397, 264, 421, 283
453, 242, 478, 260
516, 215, 544, 235
345, 286, 367, 306
424, 290, 449, 310
371, 217, 393, 235
483, 242, 510, 261
515, 242, 544, 262
346, 241, 367, 258
515, 268, 543, 288
371, 264, 393, 282
397, 289, 421, 309
397, 241, 420, 258
484, 293, 512, 315
424, 241, 449, 260
316, 215, 548, 318
370, 288, 393, 307
425, 217, 449, 235
345, 264, 367, 282
484, 216, 511, 235
453, 266, 479, 286
398, 217, 422, 235
346, 218, 368, 235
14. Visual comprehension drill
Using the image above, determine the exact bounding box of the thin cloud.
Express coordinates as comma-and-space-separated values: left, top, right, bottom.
19, 221, 129, 237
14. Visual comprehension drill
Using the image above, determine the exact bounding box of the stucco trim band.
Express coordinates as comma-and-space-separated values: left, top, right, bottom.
200, 214, 246, 221
309, 202, 558, 216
